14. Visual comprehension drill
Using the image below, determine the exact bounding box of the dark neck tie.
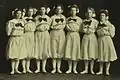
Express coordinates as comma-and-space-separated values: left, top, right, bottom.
84, 20, 92, 25
39, 17, 47, 22
55, 18, 64, 23
68, 18, 77, 22
26, 18, 34, 22
15, 23, 23, 27
98, 22, 106, 27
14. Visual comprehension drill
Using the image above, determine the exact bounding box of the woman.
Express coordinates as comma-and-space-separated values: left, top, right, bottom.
34, 5, 51, 73
81, 7, 98, 74
96, 9, 117, 75
50, 4, 66, 73
6, 9, 27, 74
65, 4, 82, 74
22, 7, 36, 73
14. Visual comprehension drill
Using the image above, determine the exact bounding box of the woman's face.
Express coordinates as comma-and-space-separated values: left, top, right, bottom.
86, 9, 93, 18
100, 13, 106, 21
15, 11, 22, 19
55, 6, 63, 14
40, 7, 46, 15
70, 7, 77, 16
27, 8, 34, 17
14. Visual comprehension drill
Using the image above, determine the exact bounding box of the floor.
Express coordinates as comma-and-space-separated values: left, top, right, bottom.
0, 73, 119, 80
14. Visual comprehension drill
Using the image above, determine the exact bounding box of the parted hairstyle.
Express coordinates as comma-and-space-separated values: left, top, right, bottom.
68, 4, 79, 13
100, 9, 109, 16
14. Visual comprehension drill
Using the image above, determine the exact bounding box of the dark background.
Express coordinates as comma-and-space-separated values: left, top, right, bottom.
0, 0, 119, 76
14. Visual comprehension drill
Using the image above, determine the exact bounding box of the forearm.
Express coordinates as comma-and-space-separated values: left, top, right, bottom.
51, 24, 65, 30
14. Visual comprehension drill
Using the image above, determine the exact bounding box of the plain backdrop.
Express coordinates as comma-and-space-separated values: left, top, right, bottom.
0, 0, 119, 76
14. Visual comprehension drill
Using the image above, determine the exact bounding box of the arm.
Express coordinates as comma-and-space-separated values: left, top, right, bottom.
45, 17, 52, 30
67, 22, 80, 32
6, 21, 13, 36
51, 16, 66, 30
82, 24, 88, 33
88, 20, 98, 33
36, 17, 52, 31
79, 20, 83, 32
109, 24, 115, 38
96, 29, 101, 36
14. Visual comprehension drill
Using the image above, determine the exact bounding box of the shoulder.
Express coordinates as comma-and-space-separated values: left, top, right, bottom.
45, 15, 49, 17
7, 19, 16, 24
6, 19, 16, 27
92, 18, 98, 23
51, 15, 56, 19
34, 15, 40, 19
23, 17, 28, 19
76, 16, 82, 21
21, 18, 26, 21
106, 20, 114, 27
82, 19, 87, 22
106, 20, 112, 25
45, 15, 51, 19
61, 14, 66, 19
35, 15, 40, 18
66, 17, 71, 20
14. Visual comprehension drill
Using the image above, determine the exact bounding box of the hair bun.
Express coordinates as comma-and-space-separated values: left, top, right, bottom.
22, 8, 26, 12
46, 7, 51, 14
92, 13, 96, 17
12, 8, 18, 16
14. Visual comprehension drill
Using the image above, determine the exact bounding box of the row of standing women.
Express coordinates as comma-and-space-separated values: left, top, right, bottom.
6, 4, 117, 75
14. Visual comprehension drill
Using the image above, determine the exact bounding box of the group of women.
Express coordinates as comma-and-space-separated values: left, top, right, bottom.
6, 4, 117, 76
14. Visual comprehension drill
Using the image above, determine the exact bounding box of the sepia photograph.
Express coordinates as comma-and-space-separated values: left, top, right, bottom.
0, 0, 119, 80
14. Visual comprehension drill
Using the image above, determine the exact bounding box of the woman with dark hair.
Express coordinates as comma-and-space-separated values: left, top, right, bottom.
34, 5, 51, 73
50, 4, 66, 73
81, 7, 98, 74
96, 9, 117, 75
65, 4, 82, 74
21, 7, 36, 74
6, 9, 27, 74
